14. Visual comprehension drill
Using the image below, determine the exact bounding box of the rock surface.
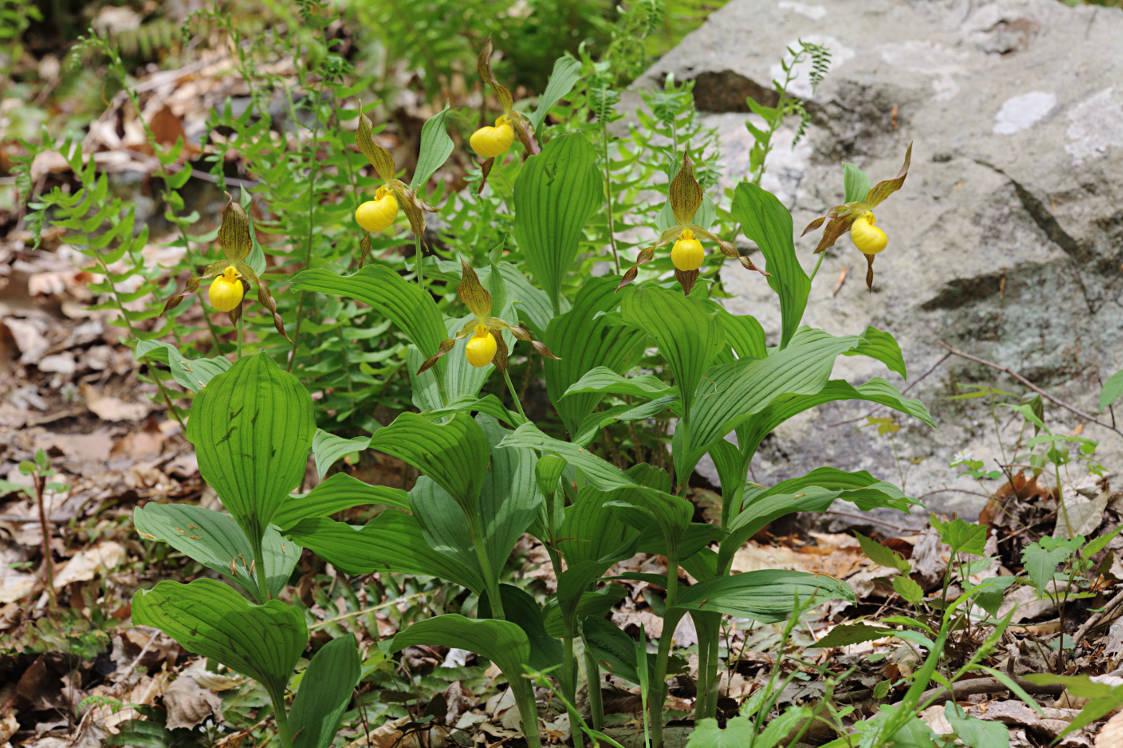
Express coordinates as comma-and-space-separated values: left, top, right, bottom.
636, 0, 1123, 526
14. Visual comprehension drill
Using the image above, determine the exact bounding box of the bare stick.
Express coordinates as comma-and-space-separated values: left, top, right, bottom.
938, 341, 1123, 438
1073, 585, 1123, 646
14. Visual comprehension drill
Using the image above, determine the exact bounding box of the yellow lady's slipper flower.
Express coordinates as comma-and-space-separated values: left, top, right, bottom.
464, 323, 499, 367
849, 211, 887, 255
469, 116, 515, 159
802, 143, 912, 291
670, 229, 704, 271
208, 266, 244, 312
418, 259, 558, 374
355, 186, 399, 233
161, 196, 289, 339
618, 150, 766, 294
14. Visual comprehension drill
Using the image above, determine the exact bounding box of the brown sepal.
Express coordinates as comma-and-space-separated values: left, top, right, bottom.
218, 194, 252, 262
458, 259, 493, 319
668, 150, 703, 226
477, 37, 514, 112
616, 245, 657, 292
675, 268, 699, 295
813, 215, 852, 254
234, 261, 289, 341
417, 338, 457, 375
391, 180, 428, 240
801, 216, 827, 237
359, 234, 372, 268
492, 333, 509, 373
478, 157, 495, 194
510, 112, 540, 157
866, 142, 912, 207
356, 109, 396, 181
865, 253, 876, 292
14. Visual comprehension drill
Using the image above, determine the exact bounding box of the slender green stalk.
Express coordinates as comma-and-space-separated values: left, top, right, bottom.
286, 93, 325, 372
267, 687, 293, 748
468, 516, 504, 619
502, 369, 528, 421
582, 645, 605, 731
415, 234, 424, 286
563, 634, 584, 748
649, 560, 682, 748
807, 250, 827, 285
237, 309, 244, 360
600, 115, 620, 274
250, 532, 270, 603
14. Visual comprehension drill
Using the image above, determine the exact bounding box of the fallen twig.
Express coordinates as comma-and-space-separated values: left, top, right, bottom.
938, 340, 1123, 438
1074, 585, 1123, 646
917, 675, 1065, 707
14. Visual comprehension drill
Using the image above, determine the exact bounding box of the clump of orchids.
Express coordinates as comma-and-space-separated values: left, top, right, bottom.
418, 259, 557, 373
353, 109, 436, 243
468, 38, 538, 179
163, 195, 287, 338
619, 150, 766, 294
803, 143, 912, 290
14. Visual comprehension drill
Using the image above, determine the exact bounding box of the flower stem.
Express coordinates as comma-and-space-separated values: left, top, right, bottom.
502, 368, 527, 422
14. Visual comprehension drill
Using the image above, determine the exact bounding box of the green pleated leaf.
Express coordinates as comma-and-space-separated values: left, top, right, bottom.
676, 328, 917, 478
187, 354, 315, 543
497, 261, 556, 333
499, 422, 638, 492
1100, 368, 1123, 411
621, 286, 724, 419
410, 105, 454, 191
390, 614, 530, 687
513, 133, 603, 312
717, 309, 767, 360
543, 279, 646, 437
273, 473, 409, 532
131, 579, 307, 701
492, 584, 564, 671
290, 636, 361, 748
572, 395, 678, 447
562, 367, 673, 399
368, 412, 488, 511
736, 378, 934, 462
674, 570, 853, 622
846, 326, 907, 378
730, 181, 809, 348
311, 429, 371, 478
134, 503, 299, 600
529, 56, 582, 132
842, 163, 871, 203
134, 340, 231, 392
291, 266, 446, 356
284, 514, 484, 590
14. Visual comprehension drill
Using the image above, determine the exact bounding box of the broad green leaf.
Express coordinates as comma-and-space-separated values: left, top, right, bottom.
686, 715, 755, 747
1101, 368, 1123, 411
1022, 538, 1078, 593
311, 429, 370, 478
930, 516, 988, 556
846, 326, 907, 378
410, 105, 454, 191
717, 309, 766, 360
131, 579, 306, 702
893, 576, 925, 605
944, 704, 1009, 748
529, 56, 582, 132
284, 514, 484, 591
811, 623, 895, 648
493, 584, 563, 671
187, 354, 315, 543
563, 367, 673, 399
558, 485, 639, 568
292, 266, 445, 354
674, 570, 854, 622
497, 261, 556, 333
677, 328, 928, 477
621, 286, 724, 419
133, 503, 299, 600
273, 473, 408, 531
572, 395, 677, 447
583, 615, 656, 686
735, 378, 934, 462
842, 162, 871, 203
390, 615, 536, 736
134, 340, 231, 392
290, 636, 361, 748
731, 181, 809, 348
513, 133, 602, 312
543, 279, 645, 437
368, 412, 488, 511
854, 531, 910, 572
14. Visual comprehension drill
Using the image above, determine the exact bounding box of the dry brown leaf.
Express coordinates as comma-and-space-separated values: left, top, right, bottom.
1096, 709, 1123, 747
80, 383, 151, 422
53, 541, 126, 588
164, 673, 223, 730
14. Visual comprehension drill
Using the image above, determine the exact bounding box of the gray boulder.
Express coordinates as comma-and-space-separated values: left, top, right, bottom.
635, 0, 1123, 527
